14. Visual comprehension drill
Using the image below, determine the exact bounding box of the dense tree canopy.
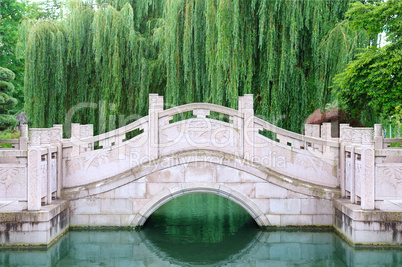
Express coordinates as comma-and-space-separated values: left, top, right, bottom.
0, 0, 49, 113
19, 0, 372, 134
333, 0, 402, 124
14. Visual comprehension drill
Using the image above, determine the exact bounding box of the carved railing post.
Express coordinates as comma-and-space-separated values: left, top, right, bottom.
374, 124, 383, 149
52, 125, 63, 198
361, 128, 375, 210
71, 123, 81, 157
19, 124, 28, 150
340, 124, 352, 198
27, 129, 42, 210
239, 94, 254, 160
149, 94, 163, 160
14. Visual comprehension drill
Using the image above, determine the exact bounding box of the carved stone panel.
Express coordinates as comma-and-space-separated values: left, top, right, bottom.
345, 156, 351, 193
0, 166, 27, 199
41, 155, 47, 198
376, 164, 402, 199
354, 155, 362, 197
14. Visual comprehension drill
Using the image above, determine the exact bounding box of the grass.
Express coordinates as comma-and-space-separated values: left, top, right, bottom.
390, 142, 402, 148
0, 129, 20, 148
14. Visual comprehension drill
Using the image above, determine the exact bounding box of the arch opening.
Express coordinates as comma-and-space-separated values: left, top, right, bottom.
132, 184, 270, 227
141, 192, 260, 265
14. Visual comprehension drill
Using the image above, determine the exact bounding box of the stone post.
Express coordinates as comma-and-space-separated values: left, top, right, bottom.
321, 122, 333, 156
304, 124, 320, 138
239, 94, 254, 160
27, 129, 42, 210
361, 147, 375, 210
361, 128, 375, 210
52, 125, 63, 198
19, 124, 28, 150
374, 124, 383, 149
321, 123, 332, 140
70, 123, 81, 157
339, 124, 352, 197
148, 94, 163, 160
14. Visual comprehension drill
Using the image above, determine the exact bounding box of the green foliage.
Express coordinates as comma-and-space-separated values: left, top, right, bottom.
333, 0, 402, 125
0, 67, 18, 130
0, 115, 18, 131
0, 0, 48, 113
0, 129, 20, 148
21, 0, 369, 134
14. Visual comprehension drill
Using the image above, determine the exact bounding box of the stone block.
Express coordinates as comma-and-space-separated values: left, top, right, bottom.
253, 199, 270, 213
71, 198, 101, 215
9, 230, 49, 244
287, 191, 309, 199
185, 162, 216, 183
354, 230, 393, 243
95, 190, 115, 198
101, 199, 133, 214
266, 214, 281, 226
270, 199, 301, 214
70, 214, 90, 226
145, 166, 185, 183
120, 215, 136, 226
255, 183, 288, 199
300, 198, 317, 214
88, 214, 122, 226
146, 183, 179, 198
114, 182, 146, 199
316, 199, 333, 214
215, 165, 240, 182
132, 199, 150, 214
312, 215, 332, 225
280, 215, 312, 226
226, 183, 255, 198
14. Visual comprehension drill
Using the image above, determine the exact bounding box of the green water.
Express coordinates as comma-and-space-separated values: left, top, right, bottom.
1, 193, 402, 266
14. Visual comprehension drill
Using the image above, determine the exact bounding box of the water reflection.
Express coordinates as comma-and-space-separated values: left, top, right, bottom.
2, 231, 402, 266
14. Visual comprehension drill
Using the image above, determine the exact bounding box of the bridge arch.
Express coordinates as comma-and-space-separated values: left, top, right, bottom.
131, 183, 269, 227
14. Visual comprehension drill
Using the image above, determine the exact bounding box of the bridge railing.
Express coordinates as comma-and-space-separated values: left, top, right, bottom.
0, 125, 29, 210
22, 125, 63, 210
58, 94, 343, 190
4, 94, 399, 211
341, 124, 402, 210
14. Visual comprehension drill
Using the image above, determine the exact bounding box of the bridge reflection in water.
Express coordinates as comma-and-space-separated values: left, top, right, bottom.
1, 193, 402, 266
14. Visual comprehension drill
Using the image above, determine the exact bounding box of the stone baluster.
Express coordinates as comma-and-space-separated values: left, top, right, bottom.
52, 125, 63, 198
321, 122, 332, 140
239, 94, 254, 161
19, 124, 28, 150
374, 124, 384, 149
149, 94, 163, 160
339, 124, 352, 198
304, 124, 320, 151
361, 147, 375, 210
70, 123, 81, 157
27, 129, 42, 210
361, 127, 375, 210
79, 124, 93, 152
304, 124, 320, 138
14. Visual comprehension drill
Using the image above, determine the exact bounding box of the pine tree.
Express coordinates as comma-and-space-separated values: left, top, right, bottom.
0, 67, 18, 130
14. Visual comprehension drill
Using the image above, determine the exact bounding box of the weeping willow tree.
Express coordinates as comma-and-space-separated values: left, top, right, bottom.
20, 0, 371, 134
20, 0, 165, 134
156, 0, 371, 131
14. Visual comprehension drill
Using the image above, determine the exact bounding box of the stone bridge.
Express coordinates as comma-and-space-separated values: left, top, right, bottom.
1, 94, 401, 247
